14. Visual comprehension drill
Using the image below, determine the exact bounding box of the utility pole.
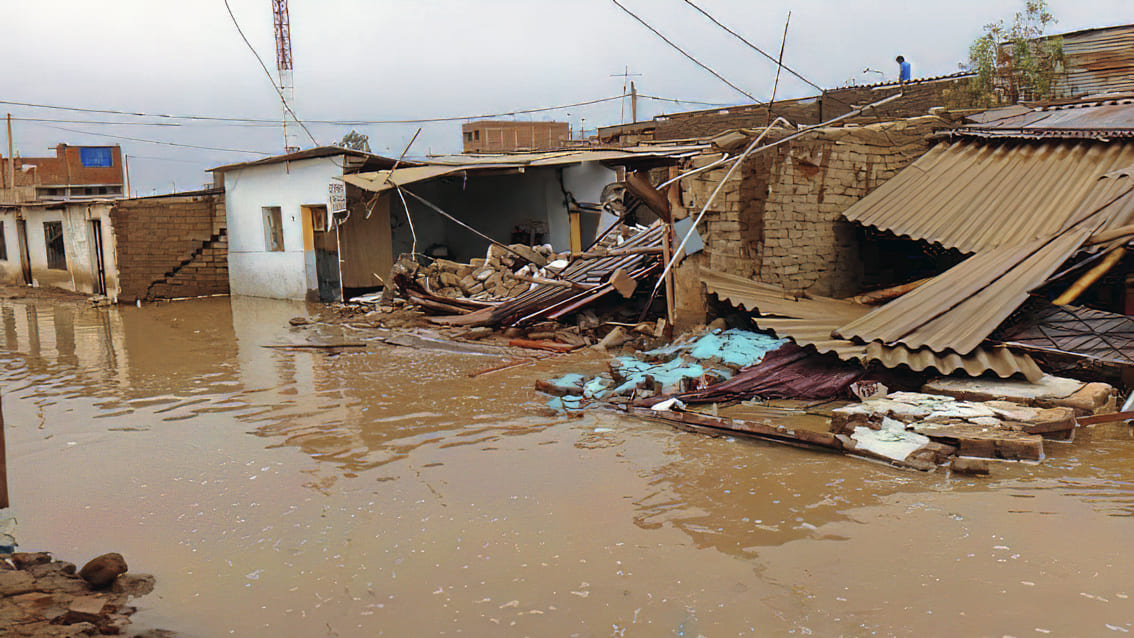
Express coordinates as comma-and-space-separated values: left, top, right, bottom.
123, 154, 131, 198
273, 0, 298, 153
630, 81, 638, 123
6, 114, 13, 189
610, 66, 643, 125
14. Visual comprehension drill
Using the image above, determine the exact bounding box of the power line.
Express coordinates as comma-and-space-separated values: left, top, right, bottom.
0, 95, 629, 125
680, 0, 858, 114
222, 0, 318, 146
638, 94, 738, 107
30, 123, 272, 155
607, 0, 760, 104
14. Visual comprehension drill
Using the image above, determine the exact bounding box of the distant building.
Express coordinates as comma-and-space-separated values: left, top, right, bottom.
0, 143, 124, 204
1050, 24, 1134, 98
461, 121, 569, 153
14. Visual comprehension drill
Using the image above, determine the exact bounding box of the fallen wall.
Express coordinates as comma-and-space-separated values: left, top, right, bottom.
111, 192, 228, 302
674, 115, 946, 327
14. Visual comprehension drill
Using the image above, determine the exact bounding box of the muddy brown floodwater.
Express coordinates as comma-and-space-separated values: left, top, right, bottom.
0, 295, 1132, 637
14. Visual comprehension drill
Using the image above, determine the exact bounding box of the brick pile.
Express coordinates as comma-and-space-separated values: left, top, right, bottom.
110, 193, 229, 302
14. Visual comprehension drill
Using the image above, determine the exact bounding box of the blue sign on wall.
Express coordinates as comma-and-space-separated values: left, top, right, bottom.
79, 147, 113, 168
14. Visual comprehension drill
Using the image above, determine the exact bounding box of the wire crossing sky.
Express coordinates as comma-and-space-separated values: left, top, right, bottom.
5, 0, 1132, 195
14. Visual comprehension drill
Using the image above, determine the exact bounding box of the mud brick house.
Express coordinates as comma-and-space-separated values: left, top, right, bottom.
598, 73, 976, 145
461, 121, 570, 153
670, 114, 949, 327
110, 188, 229, 303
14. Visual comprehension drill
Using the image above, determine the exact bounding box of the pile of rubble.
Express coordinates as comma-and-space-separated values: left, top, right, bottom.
0, 551, 161, 637
393, 243, 563, 302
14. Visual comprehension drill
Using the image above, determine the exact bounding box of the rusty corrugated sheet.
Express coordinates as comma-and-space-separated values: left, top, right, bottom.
842, 139, 1134, 253
702, 269, 1041, 381
956, 99, 1134, 140
1052, 25, 1134, 98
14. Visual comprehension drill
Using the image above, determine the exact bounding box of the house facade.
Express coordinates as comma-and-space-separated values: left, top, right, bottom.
211, 147, 402, 302
0, 200, 119, 297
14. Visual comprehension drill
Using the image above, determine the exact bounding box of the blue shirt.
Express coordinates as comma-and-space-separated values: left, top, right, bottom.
899, 60, 911, 82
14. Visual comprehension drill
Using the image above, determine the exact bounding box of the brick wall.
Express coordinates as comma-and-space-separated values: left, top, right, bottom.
649, 76, 974, 143
111, 192, 229, 302
677, 115, 944, 320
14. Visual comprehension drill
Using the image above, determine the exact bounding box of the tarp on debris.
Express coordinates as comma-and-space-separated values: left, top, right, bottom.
677, 343, 873, 402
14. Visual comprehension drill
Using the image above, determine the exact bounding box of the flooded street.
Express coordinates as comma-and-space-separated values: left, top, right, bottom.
1, 295, 1132, 636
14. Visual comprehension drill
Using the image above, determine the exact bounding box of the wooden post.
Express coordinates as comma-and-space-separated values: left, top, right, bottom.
0, 392, 8, 510
630, 81, 638, 123
6, 114, 14, 190
661, 222, 677, 337
568, 210, 582, 253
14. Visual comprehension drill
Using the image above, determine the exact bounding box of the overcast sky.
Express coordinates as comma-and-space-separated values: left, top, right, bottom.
6, 0, 1133, 195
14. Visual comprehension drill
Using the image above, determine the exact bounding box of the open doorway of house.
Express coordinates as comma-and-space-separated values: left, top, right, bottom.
89, 219, 106, 295
303, 204, 340, 302
15, 220, 31, 285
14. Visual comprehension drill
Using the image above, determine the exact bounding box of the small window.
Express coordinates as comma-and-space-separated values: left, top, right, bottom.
44, 221, 66, 270
0, 225, 7, 261
474, 130, 480, 141
263, 206, 284, 252
464, 132, 473, 142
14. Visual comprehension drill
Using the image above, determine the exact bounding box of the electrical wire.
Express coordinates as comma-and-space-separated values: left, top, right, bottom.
0, 95, 626, 126
638, 94, 739, 108
221, 0, 319, 146
681, 0, 860, 114
30, 123, 272, 155
607, 0, 761, 104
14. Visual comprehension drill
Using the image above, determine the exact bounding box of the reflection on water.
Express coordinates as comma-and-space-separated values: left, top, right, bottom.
0, 295, 1132, 636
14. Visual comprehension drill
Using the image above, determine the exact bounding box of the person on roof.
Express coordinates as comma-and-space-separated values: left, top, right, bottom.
896, 55, 911, 83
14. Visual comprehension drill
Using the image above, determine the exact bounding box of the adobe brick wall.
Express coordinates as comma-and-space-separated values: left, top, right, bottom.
676, 115, 945, 323
651, 76, 974, 143
111, 193, 228, 302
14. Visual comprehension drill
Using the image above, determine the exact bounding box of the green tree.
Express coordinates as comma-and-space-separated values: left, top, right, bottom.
966, 0, 1064, 106
337, 130, 371, 152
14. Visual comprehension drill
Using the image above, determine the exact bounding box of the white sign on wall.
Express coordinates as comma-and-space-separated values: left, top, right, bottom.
328, 181, 347, 214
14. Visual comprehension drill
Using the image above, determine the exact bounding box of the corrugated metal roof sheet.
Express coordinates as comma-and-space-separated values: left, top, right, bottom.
702, 269, 1041, 381
956, 99, 1134, 140
1052, 24, 1134, 98
842, 139, 1134, 253
833, 229, 1093, 355
343, 146, 705, 193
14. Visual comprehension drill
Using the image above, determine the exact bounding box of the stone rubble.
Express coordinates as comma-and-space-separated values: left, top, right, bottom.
0, 552, 159, 637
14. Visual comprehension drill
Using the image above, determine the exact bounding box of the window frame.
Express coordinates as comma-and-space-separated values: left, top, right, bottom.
262, 206, 284, 252
44, 221, 67, 270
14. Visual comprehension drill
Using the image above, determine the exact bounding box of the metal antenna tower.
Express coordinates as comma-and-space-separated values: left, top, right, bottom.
273, 0, 298, 152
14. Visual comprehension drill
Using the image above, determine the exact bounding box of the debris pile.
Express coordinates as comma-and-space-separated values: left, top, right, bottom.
0, 551, 158, 637
537, 328, 788, 409
392, 243, 563, 303
830, 391, 1078, 466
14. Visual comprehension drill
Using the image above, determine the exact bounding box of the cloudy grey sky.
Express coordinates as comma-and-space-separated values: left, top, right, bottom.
6, 0, 1133, 195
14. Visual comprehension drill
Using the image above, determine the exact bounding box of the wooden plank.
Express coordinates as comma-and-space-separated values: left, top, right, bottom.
508, 339, 579, 353
628, 407, 843, 450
